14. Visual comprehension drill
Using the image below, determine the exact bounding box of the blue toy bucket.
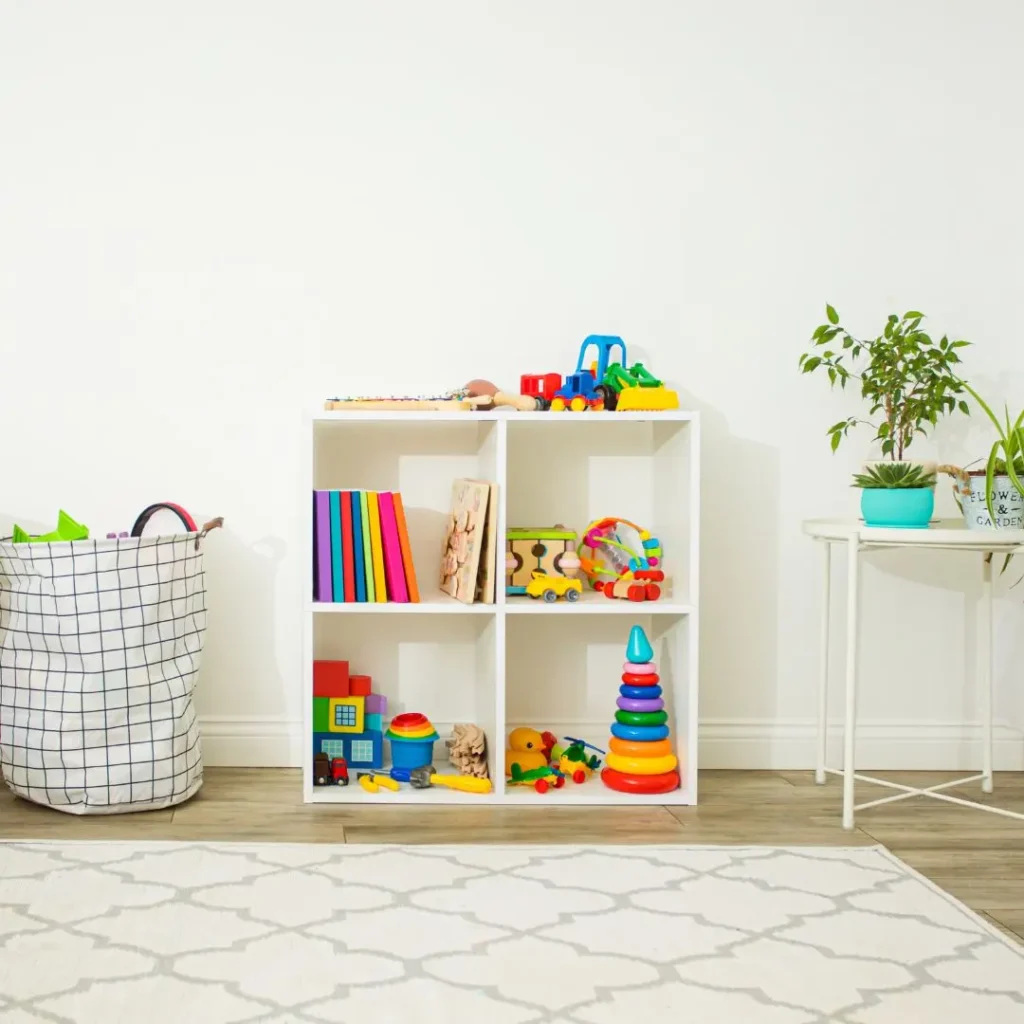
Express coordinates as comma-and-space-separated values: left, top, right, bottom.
389, 738, 436, 771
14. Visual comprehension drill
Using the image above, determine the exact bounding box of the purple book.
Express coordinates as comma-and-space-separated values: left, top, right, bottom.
315, 490, 333, 601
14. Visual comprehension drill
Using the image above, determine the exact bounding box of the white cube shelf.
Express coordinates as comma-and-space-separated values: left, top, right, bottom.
303, 410, 699, 805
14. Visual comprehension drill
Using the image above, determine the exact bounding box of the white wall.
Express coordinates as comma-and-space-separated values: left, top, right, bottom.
2, 0, 1023, 769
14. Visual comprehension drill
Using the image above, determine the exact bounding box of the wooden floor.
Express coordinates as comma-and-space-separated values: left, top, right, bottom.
2, 768, 1022, 944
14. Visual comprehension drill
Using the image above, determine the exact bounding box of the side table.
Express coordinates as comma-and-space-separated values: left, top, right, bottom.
803, 518, 1024, 829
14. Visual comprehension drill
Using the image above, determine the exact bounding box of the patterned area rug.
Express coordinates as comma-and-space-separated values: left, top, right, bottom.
0, 842, 1022, 1023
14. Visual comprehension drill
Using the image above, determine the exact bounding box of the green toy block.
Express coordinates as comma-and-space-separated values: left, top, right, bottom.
12, 510, 89, 545
366, 712, 383, 733
313, 697, 331, 733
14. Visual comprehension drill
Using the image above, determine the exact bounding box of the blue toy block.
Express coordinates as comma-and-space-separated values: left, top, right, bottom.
366, 712, 383, 733
345, 730, 383, 769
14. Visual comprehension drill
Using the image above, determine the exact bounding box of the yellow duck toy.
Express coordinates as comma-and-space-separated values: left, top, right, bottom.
504, 728, 549, 776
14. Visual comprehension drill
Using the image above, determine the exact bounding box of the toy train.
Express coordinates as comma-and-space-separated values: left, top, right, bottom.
313, 753, 349, 786
521, 335, 679, 412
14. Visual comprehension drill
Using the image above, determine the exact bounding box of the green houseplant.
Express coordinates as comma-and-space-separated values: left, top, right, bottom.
941, 387, 1024, 531
800, 305, 970, 527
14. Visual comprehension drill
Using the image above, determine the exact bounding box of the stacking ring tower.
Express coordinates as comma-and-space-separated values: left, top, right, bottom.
601, 625, 681, 794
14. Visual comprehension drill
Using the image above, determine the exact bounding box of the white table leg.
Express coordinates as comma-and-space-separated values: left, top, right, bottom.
980, 554, 994, 794
843, 535, 860, 830
816, 541, 831, 784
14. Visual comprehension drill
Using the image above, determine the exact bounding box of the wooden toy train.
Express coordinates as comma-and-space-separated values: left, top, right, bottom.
521, 335, 679, 412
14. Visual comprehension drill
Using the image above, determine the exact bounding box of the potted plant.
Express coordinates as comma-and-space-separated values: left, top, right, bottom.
941, 387, 1024, 530
852, 462, 937, 529
800, 305, 970, 527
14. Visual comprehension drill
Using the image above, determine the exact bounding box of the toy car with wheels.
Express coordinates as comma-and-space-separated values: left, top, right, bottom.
331, 757, 350, 786
556, 739, 602, 783
525, 571, 583, 603
508, 763, 566, 793
313, 752, 333, 786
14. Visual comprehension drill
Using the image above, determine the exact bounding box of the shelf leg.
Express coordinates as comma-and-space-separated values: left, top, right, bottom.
816, 541, 831, 784
980, 554, 994, 794
843, 536, 860, 830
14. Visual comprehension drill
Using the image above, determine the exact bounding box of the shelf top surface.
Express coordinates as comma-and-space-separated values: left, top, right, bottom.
803, 517, 1024, 550
313, 409, 697, 424
308, 594, 693, 615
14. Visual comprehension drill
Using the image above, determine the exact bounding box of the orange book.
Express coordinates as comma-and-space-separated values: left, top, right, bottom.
391, 491, 420, 603
367, 492, 388, 602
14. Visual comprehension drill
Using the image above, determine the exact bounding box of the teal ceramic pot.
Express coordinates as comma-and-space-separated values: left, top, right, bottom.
860, 488, 934, 529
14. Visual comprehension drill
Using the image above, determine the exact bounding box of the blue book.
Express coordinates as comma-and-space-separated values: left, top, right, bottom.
329, 491, 344, 602
351, 490, 367, 601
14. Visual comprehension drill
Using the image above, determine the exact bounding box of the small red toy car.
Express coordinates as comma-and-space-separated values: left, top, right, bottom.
331, 757, 349, 786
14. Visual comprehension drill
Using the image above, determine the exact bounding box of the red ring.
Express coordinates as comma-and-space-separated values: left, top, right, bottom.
621, 673, 660, 685
601, 767, 680, 795
390, 713, 429, 730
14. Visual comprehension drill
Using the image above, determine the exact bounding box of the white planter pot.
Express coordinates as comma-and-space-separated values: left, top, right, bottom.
960, 474, 1024, 530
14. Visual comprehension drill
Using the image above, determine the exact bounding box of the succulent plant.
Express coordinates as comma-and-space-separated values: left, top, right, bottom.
852, 462, 937, 489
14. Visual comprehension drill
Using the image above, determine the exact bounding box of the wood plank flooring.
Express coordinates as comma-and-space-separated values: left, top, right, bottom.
2, 768, 1022, 943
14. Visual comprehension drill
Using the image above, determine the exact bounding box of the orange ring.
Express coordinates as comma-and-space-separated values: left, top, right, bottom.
609, 737, 673, 758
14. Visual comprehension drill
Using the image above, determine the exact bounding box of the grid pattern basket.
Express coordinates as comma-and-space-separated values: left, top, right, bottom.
0, 524, 219, 814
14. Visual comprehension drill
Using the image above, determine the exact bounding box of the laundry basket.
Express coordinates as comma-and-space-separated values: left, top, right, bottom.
0, 507, 222, 814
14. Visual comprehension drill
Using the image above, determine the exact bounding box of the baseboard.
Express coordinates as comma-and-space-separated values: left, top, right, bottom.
200, 716, 305, 768
699, 719, 1024, 771
200, 715, 1024, 771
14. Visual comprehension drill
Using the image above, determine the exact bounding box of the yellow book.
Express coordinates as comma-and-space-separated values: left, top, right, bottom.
367, 491, 388, 602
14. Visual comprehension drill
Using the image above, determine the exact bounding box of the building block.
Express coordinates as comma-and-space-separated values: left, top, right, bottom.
366, 712, 383, 733
365, 693, 388, 716
350, 674, 372, 697
312, 697, 331, 733
328, 696, 365, 734
346, 730, 383, 769
314, 660, 350, 698
312, 730, 335, 757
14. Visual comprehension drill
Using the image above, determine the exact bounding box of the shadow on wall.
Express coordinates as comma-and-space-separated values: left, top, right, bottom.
197, 526, 287, 725
677, 389, 782, 727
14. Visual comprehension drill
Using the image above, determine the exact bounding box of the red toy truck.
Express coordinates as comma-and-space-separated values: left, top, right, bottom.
520, 373, 562, 410
331, 757, 349, 786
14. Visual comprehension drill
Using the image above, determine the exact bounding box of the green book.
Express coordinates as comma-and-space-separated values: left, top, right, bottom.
359, 490, 375, 601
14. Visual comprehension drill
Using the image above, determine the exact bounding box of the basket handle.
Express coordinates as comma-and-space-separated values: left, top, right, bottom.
196, 517, 224, 550
130, 504, 224, 550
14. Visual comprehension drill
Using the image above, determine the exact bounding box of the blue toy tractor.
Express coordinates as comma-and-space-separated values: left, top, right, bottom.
550, 335, 628, 412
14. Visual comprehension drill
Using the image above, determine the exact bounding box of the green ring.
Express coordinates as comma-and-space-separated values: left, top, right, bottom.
615, 710, 668, 726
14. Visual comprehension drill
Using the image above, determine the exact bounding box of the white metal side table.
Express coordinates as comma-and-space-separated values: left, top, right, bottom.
803, 518, 1024, 829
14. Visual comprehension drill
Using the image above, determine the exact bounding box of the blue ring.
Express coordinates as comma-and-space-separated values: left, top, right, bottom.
619, 684, 662, 699
610, 723, 670, 742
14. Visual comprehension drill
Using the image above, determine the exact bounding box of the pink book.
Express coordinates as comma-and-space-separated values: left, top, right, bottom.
378, 492, 410, 603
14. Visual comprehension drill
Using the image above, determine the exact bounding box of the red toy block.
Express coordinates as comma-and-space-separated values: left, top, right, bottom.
314, 660, 350, 698
350, 674, 371, 697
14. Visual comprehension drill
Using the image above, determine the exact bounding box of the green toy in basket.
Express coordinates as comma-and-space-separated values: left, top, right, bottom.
12, 510, 89, 544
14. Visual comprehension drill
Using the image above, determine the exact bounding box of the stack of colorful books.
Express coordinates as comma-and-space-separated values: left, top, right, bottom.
313, 490, 420, 603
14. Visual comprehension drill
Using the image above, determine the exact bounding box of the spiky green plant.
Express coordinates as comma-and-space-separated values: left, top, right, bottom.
852, 462, 937, 489
961, 385, 1024, 528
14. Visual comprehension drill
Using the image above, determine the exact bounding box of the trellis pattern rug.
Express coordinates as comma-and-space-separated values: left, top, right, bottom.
0, 842, 1022, 1022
